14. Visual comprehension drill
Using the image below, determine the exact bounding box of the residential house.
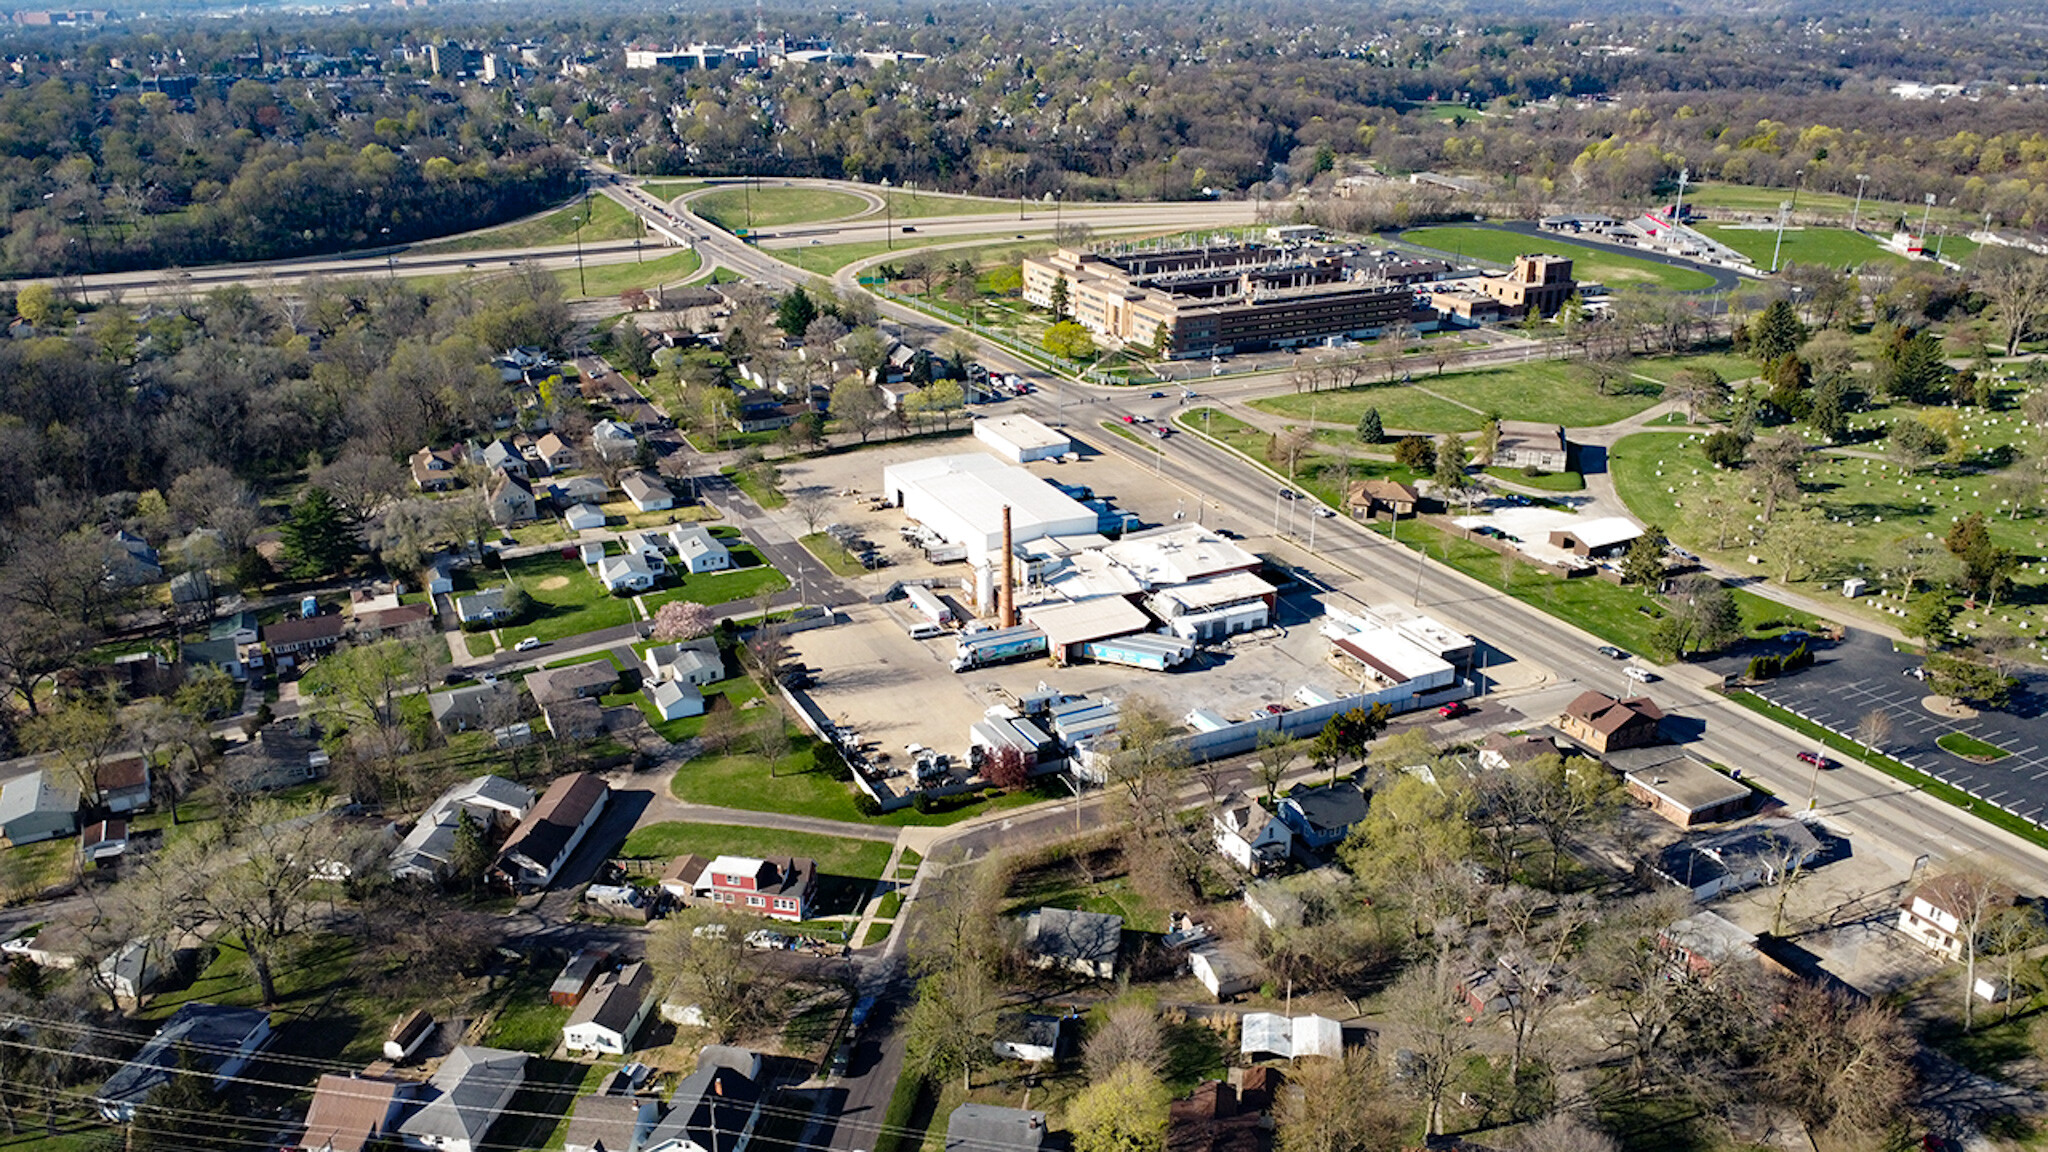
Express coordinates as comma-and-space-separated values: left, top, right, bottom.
1023, 907, 1123, 979
1276, 779, 1368, 854
565, 503, 608, 533
645, 640, 723, 687
992, 1014, 1064, 1063
527, 663, 619, 705
263, 615, 346, 663
1188, 942, 1261, 1001
81, 818, 127, 863
1898, 874, 2019, 963
428, 681, 520, 734
552, 476, 612, 507
1493, 421, 1569, 472
647, 680, 705, 722
1477, 732, 1565, 772
563, 962, 654, 1055
296, 1073, 417, 1152
1556, 690, 1664, 753
1345, 478, 1422, 521
170, 569, 212, 607
180, 637, 245, 681
411, 446, 463, 491
212, 610, 262, 650
95, 1003, 272, 1121
598, 553, 660, 593
1661, 910, 1760, 977
700, 855, 817, 922
1167, 1074, 1275, 1152
543, 697, 607, 743
535, 432, 578, 473
488, 473, 538, 526
1653, 817, 1824, 902
592, 420, 638, 457
456, 588, 516, 626
94, 756, 151, 813
0, 771, 78, 845
389, 775, 536, 881
1243, 869, 1346, 931
943, 1104, 1047, 1152
493, 772, 609, 890
666, 525, 731, 574
622, 473, 674, 513
658, 854, 713, 906
397, 1046, 528, 1152
551, 947, 613, 1006
105, 530, 163, 586
643, 1063, 760, 1152
564, 1093, 662, 1152
479, 439, 529, 477
354, 602, 436, 641
1211, 793, 1292, 873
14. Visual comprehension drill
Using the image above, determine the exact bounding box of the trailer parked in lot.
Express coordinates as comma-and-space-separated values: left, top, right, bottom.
904, 584, 954, 626
952, 625, 1049, 672
1075, 632, 1195, 671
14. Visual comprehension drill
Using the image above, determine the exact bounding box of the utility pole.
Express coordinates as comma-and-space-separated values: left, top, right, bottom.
575, 177, 589, 296
1791, 168, 1805, 214
1849, 173, 1869, 233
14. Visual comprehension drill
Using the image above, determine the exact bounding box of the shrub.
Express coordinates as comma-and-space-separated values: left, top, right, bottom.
854, 793, 882, 817
912, 791, 935, 814
1522, 465, 1550, 478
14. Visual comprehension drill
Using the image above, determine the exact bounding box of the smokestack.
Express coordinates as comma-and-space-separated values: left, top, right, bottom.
1000, 504, 1017, 629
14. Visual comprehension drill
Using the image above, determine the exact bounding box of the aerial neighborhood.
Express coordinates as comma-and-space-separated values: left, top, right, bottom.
1, 3, 2047, 1152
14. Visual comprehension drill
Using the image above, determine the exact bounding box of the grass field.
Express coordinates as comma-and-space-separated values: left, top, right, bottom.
1682, 180, 1980, 230
1634, 352, 1760, 385
693, 186, 870, 230
1697, 223, 1909, 270
1402, 226, 1719, 291
641, 179, 709, 202
1484, 465, 1585, 491
1938, 732, 2011, 761
671, 736, 1055, 828
622, 821, 892, 877
1252, 359, 1662, 432
777, 230, 1054, 277
801, 532, 871, 578
881, 189, 1023, 218
502, 553, 637, 643
418, 196, 644, 254
554, 248, 702, 300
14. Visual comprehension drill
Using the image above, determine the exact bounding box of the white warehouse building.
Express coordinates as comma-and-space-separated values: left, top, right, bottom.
974, 415, 1071, 463
882, 454, 1099, 566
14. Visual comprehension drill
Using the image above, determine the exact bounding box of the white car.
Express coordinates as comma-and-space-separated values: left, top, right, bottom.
1624, 666, 1656, 683
515, 637, 543, 652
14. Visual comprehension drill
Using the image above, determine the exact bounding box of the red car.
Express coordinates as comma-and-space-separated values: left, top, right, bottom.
1795, 751, 1835, 770
1438, 701, 1472, 718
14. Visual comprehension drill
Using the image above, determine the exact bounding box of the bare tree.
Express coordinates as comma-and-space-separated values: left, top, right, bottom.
1854, 709, 1894, 757
1384, 962, 1474, 1136
1273, 1048, 1411, 1152
1083, 997, 1166, 1080
1747, 433, 1808, 523
787, 485, 836, 535
1272, 426, 1314, 478
646, 907, 773, 1041
1510, 1113, 1620, 1152
172, 799, 330, 1005
1253, 730, 1297, 802
1930, 863, 2014, 1030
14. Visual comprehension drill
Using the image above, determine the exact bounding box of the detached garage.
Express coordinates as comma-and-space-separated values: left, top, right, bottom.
975, 415, 1071, 463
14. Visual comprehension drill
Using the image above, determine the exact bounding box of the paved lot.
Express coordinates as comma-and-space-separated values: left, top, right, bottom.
1713, 628, 2048, 826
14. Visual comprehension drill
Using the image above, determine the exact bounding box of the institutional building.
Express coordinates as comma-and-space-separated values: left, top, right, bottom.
1021, 244, 1420, 359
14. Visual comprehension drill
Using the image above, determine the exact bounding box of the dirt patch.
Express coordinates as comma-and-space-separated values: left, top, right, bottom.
537, 576, 572, 591
1924, 695, 1979, 719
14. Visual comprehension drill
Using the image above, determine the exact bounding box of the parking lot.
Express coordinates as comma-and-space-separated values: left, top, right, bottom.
1714, 628, 2048, 826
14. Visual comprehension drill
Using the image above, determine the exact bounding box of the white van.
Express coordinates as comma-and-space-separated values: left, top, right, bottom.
907, 622, 946, 640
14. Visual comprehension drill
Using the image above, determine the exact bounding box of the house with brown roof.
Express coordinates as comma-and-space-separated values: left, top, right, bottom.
1477, 732, 1565, 772
488, 473, 537, 526
1555, 690, 1664, 753
1898, 873, 2019, 963
94, 756, 151, 814
294, 1073, 417, 1152
262, 615, 346, 661
1169, 1073, 1277, 1152
353, 601, 435, 641
493, 772, 609, 890
410, 446, 463, 492
527, 662, 619, 705
534, 433, 578, 474
1345, 478, 1422, 521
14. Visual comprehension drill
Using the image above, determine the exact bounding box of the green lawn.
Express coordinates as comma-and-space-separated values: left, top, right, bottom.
417, 195, 644, 254
1633, 352, 1759, 386
501, 553, 637, 644
801, 532, 870, 578
464, 631, 499, 658
1401, 226, 1718, 291
693, 186, 870, 230
1252, 359, 1661, 433
671, 737, 1059, 828
881, 190, 1025, 218
775, 230, 1040, 277
621, 821, 892, 878
1005, 861, 1169, 934
1937, 732, 2011, 761
862, 921, 893, 947
1484, 466, 1585, 491
554, 249, 702, 300
1697, 223, 1910, 270
722, 464, 788, 509
875, 890, 904, 919
641, 180, 709, 202
641, 546, 789, 611
1681, 180, 1980, 230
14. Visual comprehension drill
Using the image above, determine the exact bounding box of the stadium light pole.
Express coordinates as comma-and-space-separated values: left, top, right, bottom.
1672, 167, 1689, 221
1920, 193, 1936, 244
1770, 200, 1791, 273
1849, 174, 1869, 233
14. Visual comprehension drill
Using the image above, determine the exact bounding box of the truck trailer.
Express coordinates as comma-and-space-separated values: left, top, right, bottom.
904, 584, 954, 626
952, 625, 1049, 672
1074, 632, 1195, 671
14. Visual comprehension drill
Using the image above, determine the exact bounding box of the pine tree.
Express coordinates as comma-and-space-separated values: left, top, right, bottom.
279, 487, 358, 580
776, 286, 817, 336
1049, 276, 1069, 320
1752, 299, 1807, 363
1358, 407, 1383, 444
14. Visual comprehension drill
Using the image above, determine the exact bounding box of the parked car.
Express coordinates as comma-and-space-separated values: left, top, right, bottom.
1904, 666, 1928, 680
1795, 751, 1836, 770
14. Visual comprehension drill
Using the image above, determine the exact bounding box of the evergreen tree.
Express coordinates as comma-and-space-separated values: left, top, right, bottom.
1049, 275, 1069, 320
776, 286, 817, 337
1622, 525, 1669, 587
279, 487, 358, 580
1880, 328, 1950, 404
1807, 378, 1849, 441
1752, 299, 1807, 363
450, 808, 491, 892
132, 1045, 244, 1152
1357, 407, 1383, 444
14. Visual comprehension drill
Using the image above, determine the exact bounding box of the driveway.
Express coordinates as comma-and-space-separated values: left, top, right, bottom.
1709, 628, 2048, 825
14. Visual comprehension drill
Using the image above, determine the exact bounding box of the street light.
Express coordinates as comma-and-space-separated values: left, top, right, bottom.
1849, 174, 1869, 233
1790, 169, 1805, 214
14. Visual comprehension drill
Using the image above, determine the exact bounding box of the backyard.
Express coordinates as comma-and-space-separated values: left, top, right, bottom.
1400, 226, 1720, 291
669, 731, 1056, 828
500, 552, 639, 644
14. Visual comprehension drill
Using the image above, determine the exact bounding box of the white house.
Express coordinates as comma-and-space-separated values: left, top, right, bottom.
666, 525, 731, 574
598, 553, 660, 593
1188, 942, 1260, 1000
562, 962, 654, 1056
1898, 874, 2016, 963
623, 472, 675, 513
1211, 793, 1293, 873
648, 679, 706, 721
645, 640, 724, 687
398, 1046, 528, 1152
992, 1014, 1064, 1063
564, 503, 608, 532
593, 419, 638, 456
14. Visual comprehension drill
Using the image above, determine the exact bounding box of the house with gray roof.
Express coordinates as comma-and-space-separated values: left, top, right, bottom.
1276, 779, 1368, 853
389, 775, 536, 881
564, 1093, 661, 1152
643, 1064, 761, 1152
429, 681, 521, 734
944, 1104, 1047, 1152
563, 962, 654, 1056
1022, 907, 1123, 979
645, 640, 723, 687
95, 1003, 271, 1121
397, 1045, 528, 1152
0, 771, 78, 846
456, 587, 516, 626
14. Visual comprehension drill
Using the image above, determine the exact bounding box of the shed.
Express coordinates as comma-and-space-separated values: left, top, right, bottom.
551, 947, 614, 1006
1546, 516, 1643, 558
564, 503, 608, 532
1239, 1013, 1342, 1060
1189, 942, 1261, 1000
0, 771, 78, 846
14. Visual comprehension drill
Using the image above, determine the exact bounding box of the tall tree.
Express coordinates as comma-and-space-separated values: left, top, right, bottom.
1751, 298, 1807, 362
1067, 1062, 1170, 1152
279, 486, 358, 579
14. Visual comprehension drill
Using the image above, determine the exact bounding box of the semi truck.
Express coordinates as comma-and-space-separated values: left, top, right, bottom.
952, 625, 1049, 672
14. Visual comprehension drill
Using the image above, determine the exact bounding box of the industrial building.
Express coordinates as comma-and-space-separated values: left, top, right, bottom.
882, 454, 1098, 567
974, 415, 1071, 463
1021, 244, 1421, 358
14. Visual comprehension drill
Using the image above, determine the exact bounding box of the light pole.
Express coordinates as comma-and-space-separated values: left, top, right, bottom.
1770, 200, 1791, 273
1672, 167, 1689, 222
1920, 193, 1936, 247
1791, 169, 1805, 214
1849, 174, 1869, 233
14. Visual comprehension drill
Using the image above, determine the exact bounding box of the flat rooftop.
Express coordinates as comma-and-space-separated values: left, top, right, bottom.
977, 415, 1069, 452
1627, 757, 1750, 814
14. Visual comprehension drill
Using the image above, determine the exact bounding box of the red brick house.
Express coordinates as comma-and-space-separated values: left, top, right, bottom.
702, 855, 817, 922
